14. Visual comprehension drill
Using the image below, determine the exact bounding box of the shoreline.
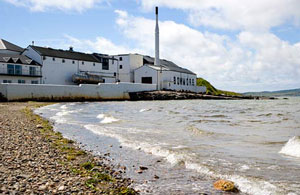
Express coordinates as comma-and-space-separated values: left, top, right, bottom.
0, 102, 136, 194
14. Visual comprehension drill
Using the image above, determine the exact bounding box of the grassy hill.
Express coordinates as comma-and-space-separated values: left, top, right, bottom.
197, 78, 241, 96
243, 88, 300, 97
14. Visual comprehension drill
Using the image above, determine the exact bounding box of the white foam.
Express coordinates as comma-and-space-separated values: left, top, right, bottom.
97, 114, 105, 119
139, 108, 151, 112
185, 162, 278, 195
97, 114, 119, 124
60, 105, 67, 109
279, 136, 300, 158
240, 164, 250, 171
83, 124, 280, 195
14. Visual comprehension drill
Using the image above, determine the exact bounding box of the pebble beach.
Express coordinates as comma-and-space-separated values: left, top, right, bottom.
0, 102, 135, 194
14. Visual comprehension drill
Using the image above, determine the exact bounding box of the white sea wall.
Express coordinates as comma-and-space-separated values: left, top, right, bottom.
0, 83, 156, 101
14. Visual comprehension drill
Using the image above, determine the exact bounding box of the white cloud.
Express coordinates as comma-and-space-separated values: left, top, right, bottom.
4, 0, 108, 12
114, 10, 300, 92
139, 0, 300, 31
62, 35, 141, 55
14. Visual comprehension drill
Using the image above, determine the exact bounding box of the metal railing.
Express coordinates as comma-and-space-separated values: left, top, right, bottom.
0, 68, 42, 77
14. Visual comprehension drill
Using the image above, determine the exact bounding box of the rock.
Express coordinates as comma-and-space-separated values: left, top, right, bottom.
36, 125, 43, 129
213, 180, 238, 192
136, 170, 143, 174
139, 166, 148, 170
58, 185, 65, 191
154, 175, 159, 179
38, 185, 47, 191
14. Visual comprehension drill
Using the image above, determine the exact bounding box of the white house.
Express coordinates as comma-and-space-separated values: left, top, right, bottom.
0, 39, 42, 84
0, 53, 42, 84
23, 46, 117, 85
134, 55, 201, 92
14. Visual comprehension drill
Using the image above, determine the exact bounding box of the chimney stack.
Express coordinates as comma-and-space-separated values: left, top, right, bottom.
155, 6, 160, 67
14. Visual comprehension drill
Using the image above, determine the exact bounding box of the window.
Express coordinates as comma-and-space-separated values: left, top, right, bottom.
7, 64, 22, 75
102, 58, 109, 70
29, 67, 36, 76
192, 79, 195, 86
31, 80, 39, 84
72, 61, 75, 64
119, 65, 123, 69
183, 78, 185, 85
174, 77, 176, 84
52, 57, 55, 61
119, 57, 123, 61
7, 64, 14, 74
43, 56, 47, 60
62, 59, 65, 63
177, 77, 179, 85
93, 62, 95, 66
141, 77, 152, 84
189, 79, 191, 85
18, 80, 25, 84
3, 80, 12, 83
15, 65, 22, 75
82, 61, 84, 65
187, 78, 189, 86
180, 78, 183, 85
114, 72, 116, 76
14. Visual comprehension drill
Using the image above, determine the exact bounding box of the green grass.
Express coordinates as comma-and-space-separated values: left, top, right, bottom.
197, 78, 241, 96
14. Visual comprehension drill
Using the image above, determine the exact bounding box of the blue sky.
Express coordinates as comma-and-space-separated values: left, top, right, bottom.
1, 0, 300, 92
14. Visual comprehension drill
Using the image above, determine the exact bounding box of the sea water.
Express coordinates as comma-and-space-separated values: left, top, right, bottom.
35, 98, 300, 195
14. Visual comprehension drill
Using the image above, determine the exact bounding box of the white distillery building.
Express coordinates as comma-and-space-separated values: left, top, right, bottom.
0, 39, 42, 84
23, 46, 119, 85
134, 55, 199, 92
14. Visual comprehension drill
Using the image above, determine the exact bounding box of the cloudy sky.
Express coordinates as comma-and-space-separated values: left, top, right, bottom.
1, 0, 300, 92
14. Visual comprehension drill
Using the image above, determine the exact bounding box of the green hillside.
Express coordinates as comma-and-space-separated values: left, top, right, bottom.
197, 78, 241, 96
243, 88, 300, 97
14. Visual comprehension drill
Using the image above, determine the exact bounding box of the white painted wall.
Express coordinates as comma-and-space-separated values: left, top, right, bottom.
0, 83, 156, 101
24, 46, 119, 85
134, 65, 205, 93
114, 54, 143, 83
41, 56, 78, 85
134, 65, 158, 85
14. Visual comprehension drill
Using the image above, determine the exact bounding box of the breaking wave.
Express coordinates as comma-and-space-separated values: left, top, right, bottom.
97, 114, 119, 124
279, 136, 300, 158
83, 124, 279, 195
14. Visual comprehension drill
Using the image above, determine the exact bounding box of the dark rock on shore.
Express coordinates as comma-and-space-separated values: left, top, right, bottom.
129, 90, 275, 101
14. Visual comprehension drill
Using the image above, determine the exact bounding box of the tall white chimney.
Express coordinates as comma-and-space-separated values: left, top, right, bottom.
155, 6, 160, 66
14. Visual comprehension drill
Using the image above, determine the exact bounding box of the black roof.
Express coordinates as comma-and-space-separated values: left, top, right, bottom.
0, 53, 41, 66
143, 56, 196, 75
31, 46, 100, 62
0, 39, 24, 52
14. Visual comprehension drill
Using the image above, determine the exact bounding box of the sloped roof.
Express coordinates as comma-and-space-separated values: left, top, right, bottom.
31, 46, 100, 62
143, 56, 196, 75
0, 53, 41, 66
0, 39, 24, 52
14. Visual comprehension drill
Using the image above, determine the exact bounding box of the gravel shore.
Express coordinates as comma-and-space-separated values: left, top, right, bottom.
0, 102, 136, 194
